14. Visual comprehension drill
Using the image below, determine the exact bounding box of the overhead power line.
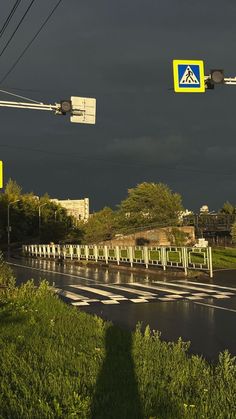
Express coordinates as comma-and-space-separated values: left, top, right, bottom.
0, 87, 42, 104
0, 0, 37, 58
0, 0, 64, 85
0, 0, 23, 40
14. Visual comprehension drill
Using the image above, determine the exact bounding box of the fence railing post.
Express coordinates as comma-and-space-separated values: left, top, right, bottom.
116, 246, 120, 265
94, 245, 98, 262
208, 247, 213, 278
104, 246, 108, 264
144, 246, 149, 269
129, 246, 133, 268
85, 245, 89, 261
182, 247, 188, 276
161, 247, 166, 271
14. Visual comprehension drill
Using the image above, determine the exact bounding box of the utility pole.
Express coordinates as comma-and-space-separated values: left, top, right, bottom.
39, 203, 47, 242
7, 199, 20, 259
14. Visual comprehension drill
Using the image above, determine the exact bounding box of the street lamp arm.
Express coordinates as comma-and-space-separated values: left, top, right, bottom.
0, 96, 96, 124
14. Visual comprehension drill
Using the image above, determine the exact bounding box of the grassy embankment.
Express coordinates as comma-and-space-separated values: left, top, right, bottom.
212, 247, 236, 269
0, 259, 236, 418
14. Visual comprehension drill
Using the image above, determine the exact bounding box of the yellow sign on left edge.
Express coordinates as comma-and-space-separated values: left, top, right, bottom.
173, 60, 205, 93
0, 161, 3, 188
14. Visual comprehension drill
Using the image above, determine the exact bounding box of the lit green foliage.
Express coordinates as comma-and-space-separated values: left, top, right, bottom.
212, 247, 236, 269
231, 222, 236, 244
220, 201, 236, 215
0, 179, 83, 244
83, 207, 117, 243
0, 280, 235, 418
118, 182, 183, 231
167, 227, 190, 246
0, 251, 15, 288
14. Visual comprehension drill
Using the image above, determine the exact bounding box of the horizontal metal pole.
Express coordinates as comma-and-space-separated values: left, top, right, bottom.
0, 100, 59, 112
205, 75, 236, 85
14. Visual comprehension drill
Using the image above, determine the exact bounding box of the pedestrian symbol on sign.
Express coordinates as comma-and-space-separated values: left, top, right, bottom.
180, 66, 199, 84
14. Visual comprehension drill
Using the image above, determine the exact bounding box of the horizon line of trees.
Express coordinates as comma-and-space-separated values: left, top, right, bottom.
1, 179, 236, 245
0, 179, 82, 246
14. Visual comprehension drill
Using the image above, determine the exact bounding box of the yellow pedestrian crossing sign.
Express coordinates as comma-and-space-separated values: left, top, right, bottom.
173, 60, 205, 93
0, 161, 3, 188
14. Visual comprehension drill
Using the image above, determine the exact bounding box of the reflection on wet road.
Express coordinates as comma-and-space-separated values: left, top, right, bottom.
8, 257, 236, 361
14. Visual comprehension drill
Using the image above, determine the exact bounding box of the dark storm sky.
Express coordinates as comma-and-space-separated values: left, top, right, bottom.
1, 0, 236, 212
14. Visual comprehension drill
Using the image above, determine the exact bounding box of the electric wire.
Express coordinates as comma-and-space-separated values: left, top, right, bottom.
0, 0, 22, 39
0, 88, 42, 104
0, 0, 64, 85
0, 0, 37, 58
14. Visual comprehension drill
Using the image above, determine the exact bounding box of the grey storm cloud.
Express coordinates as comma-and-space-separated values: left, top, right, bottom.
0, 0, 236, 211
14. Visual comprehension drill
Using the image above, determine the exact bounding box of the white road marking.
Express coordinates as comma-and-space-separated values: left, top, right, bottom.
158, 297, 175, 302
178, 280, 236, 292
185, 296, 203, 300
212, 295, 230, 299
193, 302, 236, 313
130, 298, 149, 303
99, 283, 156, 296
55, 289, 86, 301
152, 280, 216, 294
194, 293, 209, 297
68, 284, 123, 298
131, 282, 188, 295
101, 300, 120, 305
72, 301, 90, 306
111, 296, 128, 301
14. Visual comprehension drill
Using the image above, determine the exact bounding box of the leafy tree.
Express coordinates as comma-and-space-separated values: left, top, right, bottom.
231, 222, 236, 244
4, 178, 22, 200
167, 228, 190, 246
0, 179, 84, 245
220, 201, 235, 215
117, 182, 183, 231
83, 207, 117, 243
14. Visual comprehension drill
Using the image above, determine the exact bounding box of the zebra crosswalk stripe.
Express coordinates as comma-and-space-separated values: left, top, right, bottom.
130, 282, 188, 295
54, 278, 236, 307
178, 280, 236, 292
151, 281, 217, 293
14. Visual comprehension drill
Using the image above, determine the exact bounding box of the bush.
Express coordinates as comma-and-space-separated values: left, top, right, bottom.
0, 281, 235, 418
0, 251, 15, 288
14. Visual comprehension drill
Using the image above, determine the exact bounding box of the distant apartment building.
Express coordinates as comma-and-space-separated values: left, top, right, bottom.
51, 198, 89, 221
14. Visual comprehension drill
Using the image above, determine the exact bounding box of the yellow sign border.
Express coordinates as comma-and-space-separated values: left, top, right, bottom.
173, 60, 205, 93
0, 161, 3, 189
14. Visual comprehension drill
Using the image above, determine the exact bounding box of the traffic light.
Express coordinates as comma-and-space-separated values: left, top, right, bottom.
60, 100, 72, 114
210, 69, 224, 84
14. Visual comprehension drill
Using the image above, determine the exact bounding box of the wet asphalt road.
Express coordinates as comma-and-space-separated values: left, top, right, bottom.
8, 256, 236, 362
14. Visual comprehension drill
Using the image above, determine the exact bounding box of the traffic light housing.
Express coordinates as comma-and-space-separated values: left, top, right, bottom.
210, 69, 224, 84
60, 100, 72, 115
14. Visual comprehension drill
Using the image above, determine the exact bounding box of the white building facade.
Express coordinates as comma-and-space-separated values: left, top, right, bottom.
51, 198, 89, 221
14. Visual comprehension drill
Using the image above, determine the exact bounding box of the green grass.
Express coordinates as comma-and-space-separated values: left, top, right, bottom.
134, 250, 143, 259
0, 280, 236, 419
212, 247, 236, 269
149, 250, 161, 261
120, 249, 128, 258
167, 251, 181, 263
189, 252, 206, 265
